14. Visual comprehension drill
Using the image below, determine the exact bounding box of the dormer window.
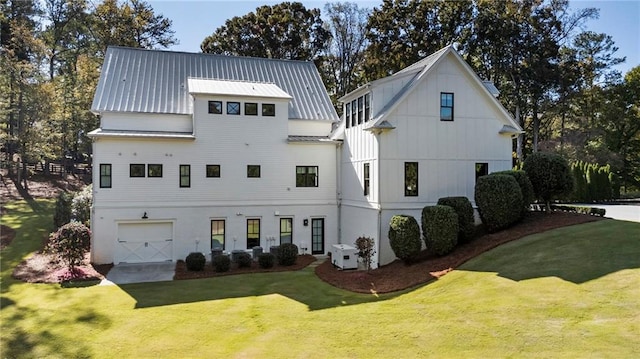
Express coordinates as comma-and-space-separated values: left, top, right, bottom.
208, 101, 222, 114
345, 102, 351, 128
364, 93, 370, 122
227, 101, 240, 115
262, 104, 275, 116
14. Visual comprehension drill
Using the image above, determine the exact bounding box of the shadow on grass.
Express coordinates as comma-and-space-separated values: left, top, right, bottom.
116, 267, 406, 311
460, 220, 640, 284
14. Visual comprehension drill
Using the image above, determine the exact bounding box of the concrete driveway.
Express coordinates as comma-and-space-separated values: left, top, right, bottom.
100, 261, 175, 285
580, 204, 640, 223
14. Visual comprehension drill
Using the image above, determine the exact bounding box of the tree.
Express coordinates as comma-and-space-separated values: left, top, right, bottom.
321, 2, 369, 108
522, 152, 574, 212
364, 0, 473, 80
201, 2, 330, 61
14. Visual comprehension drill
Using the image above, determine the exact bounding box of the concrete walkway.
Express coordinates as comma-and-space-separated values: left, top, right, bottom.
576, 204, 640, 223
100, 261, 175, 285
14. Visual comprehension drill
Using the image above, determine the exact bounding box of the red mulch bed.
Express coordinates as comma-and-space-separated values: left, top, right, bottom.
315, 212, 605, 294
174, 254, 317, 280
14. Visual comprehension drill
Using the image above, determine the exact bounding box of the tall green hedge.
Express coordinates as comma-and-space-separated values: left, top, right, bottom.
475, 174, 523, 233
421, 205, 458, 256
388, 215, 421, 263
571, 161, 618, 202
491, 170, 534, 217
437, 196, 475, 243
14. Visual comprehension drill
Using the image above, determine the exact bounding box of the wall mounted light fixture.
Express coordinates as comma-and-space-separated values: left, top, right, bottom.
142, 212, 148, 219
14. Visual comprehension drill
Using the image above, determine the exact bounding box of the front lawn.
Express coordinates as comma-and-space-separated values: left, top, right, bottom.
2, 200, 638, 358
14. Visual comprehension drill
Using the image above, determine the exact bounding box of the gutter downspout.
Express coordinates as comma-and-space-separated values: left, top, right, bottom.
336, 141, 342, 244
375, 130, 383, 269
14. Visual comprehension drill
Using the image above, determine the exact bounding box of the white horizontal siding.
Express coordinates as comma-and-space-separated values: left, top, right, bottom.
101, 112, 192, 133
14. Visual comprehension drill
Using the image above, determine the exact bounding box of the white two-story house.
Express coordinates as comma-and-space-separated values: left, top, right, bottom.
333, 46, 522, 266
89, 47, 339, 264
89, 45, 521, 268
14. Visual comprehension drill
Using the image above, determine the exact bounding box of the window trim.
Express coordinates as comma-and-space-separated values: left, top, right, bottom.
262, 103, 275, 116
179, 164, 191, 188
363, 163, 370, 196
296, 166, 318, 187
208, 100, 222, 114
147, 164, 163, 178
227, 101, 240, 115
247, 165, 261, 178
404, 162, 419, 197
245, 102, 258, 116
130, 164, 145, 178
440, 92, 454, 121
206, 164, 221, 178
99, 164, 112, 188
247, 218, 260, 249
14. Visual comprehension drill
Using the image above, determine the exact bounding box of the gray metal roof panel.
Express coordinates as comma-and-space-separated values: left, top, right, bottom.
92, 47, 338, 122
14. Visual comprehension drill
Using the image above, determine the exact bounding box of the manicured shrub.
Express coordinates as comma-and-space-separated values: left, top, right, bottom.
522, 152, 573, 211
212, 254, 231, 272
491, 170, 534, 217
475, 174, 523, 233
278, 243, 299, 266
388, 215, 421, 263
47, 222, 91, 270
437, 196, 475, 243
54, 191, 73, 228
421, 205, 459, 256
236, 252, 252, 268
185, 252, 206, 271
354, 236, 376, 272
258, 253, 275, 269
72, 185, 92, 227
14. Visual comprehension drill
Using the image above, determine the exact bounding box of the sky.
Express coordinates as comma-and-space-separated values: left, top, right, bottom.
148, 0, 639, 76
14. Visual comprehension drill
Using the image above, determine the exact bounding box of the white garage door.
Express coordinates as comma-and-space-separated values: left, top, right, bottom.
116, 222, 173, 264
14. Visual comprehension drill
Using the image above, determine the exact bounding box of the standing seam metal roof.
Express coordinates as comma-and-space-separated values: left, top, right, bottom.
91, 46, 338, 122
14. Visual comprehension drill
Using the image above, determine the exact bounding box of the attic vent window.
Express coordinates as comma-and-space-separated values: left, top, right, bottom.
208, 101, 222, 114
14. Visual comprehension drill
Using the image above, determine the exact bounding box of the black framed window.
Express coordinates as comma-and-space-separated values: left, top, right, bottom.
405, 162, 418, 196
280, 218, 293, 245
364, 93, 370, 122
208, 101, 222, 114
148, 164, 163, 178
475, 163, 488, 184
247, 165, 261, 178
345, 102, 351, 129
357, 96, 363, 124
245, 102, 258, 116
211, 220, 225, 250
130, 164, 145, 177
440, 92, 454, 121
99, 164, 112, 188
351, 99, 357, 127
247, 219, 260, 249
296, 166, 318, 187
364, 163, 370, 196
262, 104, 275, 116
206, 164, 220, 178
179, 164, 190, 188
227, 101, 240, 115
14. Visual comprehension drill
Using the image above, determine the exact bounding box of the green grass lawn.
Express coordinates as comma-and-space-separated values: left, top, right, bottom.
2, 200, 639, 358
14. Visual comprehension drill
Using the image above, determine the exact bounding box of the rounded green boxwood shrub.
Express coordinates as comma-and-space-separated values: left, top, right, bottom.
388, 215, 422, 263
258, 252, 275, 269
437, 196, 475, 243
47, 221, 91, 270
185, 252, 206, 271
491, 170, 534, 217
212, 254, 231, 272
236, 252, 252, 268
71, 185, 92, 227
522, 152, 574, 211
278, 243, 299, 266
422, 205, 459, 256
475, 174, 523, 233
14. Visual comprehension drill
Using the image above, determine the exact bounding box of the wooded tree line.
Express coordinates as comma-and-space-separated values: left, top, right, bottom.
2, 0, 638, 191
